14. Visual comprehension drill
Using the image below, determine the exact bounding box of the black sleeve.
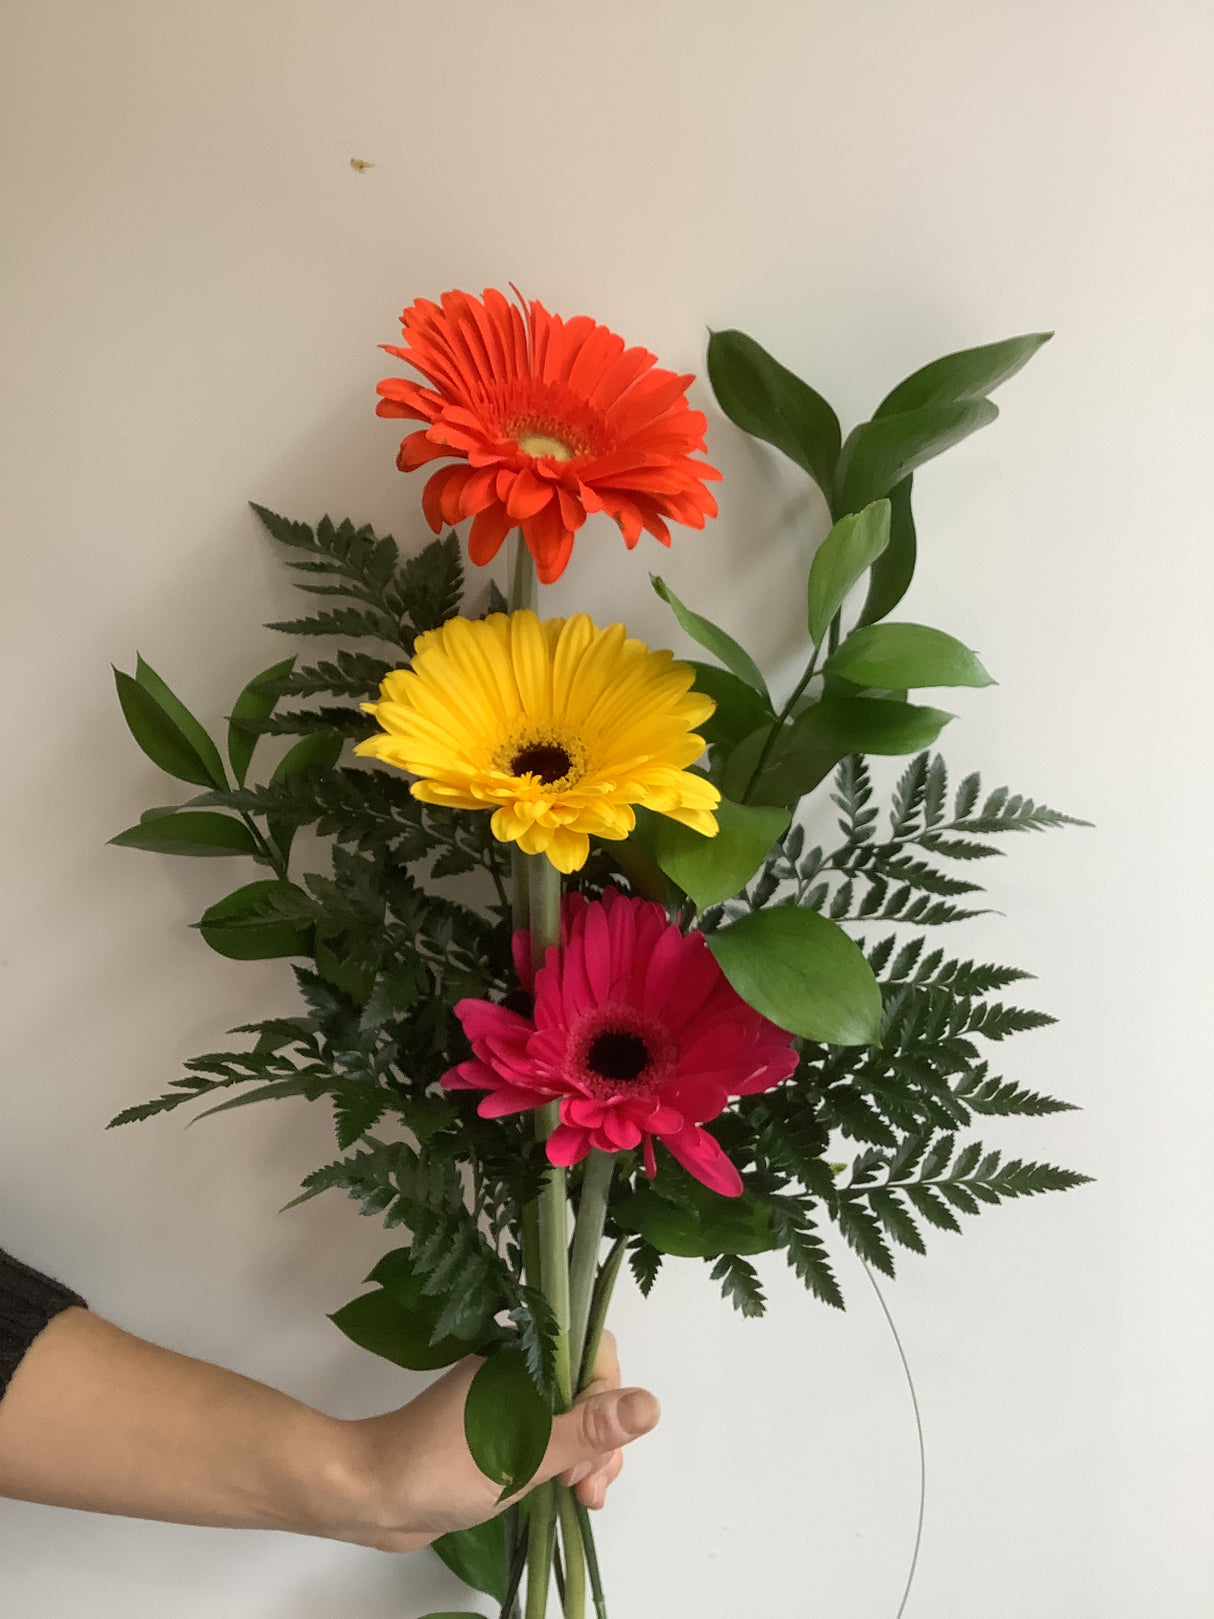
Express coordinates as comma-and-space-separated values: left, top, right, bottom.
0, 1248, 87, 1402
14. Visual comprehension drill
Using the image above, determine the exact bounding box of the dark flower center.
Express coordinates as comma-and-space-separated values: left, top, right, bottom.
585, 1029, 651, 1084
511, 743, 574, 784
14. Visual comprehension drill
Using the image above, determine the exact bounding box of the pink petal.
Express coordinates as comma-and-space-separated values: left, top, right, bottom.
660, 1126, 744, 1198
598, 1112, 642, 1151
547, 1123, 593, 1167
478, 1087, 549, 1118
456, 998, 531, 1041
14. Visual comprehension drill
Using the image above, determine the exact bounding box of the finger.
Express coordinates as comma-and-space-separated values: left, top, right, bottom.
574, 1446, 623, 1510
539, 1387, 660, 1483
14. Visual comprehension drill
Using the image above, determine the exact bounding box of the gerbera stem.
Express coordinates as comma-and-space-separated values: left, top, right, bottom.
567, 1151, 616, 1389
580, 1236, 627, 1394
512, 846, 531, 933
524, 1481, 558, 1619
556, 1487, 587, 1619
574, 1500, 609, 1619
524, 850, 582, 1615
511, 528, 536, 612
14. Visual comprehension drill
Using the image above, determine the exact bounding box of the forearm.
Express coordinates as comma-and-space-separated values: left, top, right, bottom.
0, 1309, 655, 1553
0, 1308, 356, 1537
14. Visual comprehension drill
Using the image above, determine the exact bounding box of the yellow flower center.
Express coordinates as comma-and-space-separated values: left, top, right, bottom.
494, 725, 589, 790
506, 411, 592, 463
516, 432, 575, 462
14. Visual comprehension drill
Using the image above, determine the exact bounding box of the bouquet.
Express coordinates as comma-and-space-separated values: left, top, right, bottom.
109, 288, 1088, 1617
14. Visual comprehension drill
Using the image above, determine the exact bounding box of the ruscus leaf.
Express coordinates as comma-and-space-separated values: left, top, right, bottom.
227, 656, 296, 785
651, 576, 770, 702
197, 879, 314, 960
114, 668, 225, 789
826, 623, 994, 690
707, 328, 843, 494
874, 332, 1052, 418
109, 811, 261, 859
651, 798, 790, 911
834, 398, 999, 515
708, 904, 883, 1045
807, 500, 891, 647
464, 1347, 552, 1497
134, 657, 229, 788
432, 1518, 509, 1603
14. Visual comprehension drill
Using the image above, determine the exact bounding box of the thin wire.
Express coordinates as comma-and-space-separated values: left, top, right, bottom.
861, 1262, 925, 1619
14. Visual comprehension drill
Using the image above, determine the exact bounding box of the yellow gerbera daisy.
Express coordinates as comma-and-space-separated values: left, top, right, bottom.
355, 610, 720, 874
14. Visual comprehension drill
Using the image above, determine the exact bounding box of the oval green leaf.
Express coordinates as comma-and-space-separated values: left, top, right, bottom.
613, 1184, 777, 1258
744, 695, 952, 810
688, 661, 773, 750
651, 576, 770, 703
464, 1347, 552, 1497
271, 728, 345, 783
197, 879, 314, 960
110, 810, 261, 859
708, 904, 883, 1045
706, 328, 842, 494
807, 499, 891, 647
330, 1286, 471, 1372
651, 798, 789, 911
227, 656, 296, 786
874, 332, 1052, 418
432, 1517, 509, 1603
835, 398, 999, 516
859, 475, 917, 626
135, 656, 228, 788
114, 668, 225, 788
825, 623, 994, 690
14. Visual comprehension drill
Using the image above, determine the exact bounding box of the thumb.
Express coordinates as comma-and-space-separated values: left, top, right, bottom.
541, 1387, 661, 1479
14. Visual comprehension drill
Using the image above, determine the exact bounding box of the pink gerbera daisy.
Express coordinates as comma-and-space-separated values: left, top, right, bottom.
443, 890, 798, 1197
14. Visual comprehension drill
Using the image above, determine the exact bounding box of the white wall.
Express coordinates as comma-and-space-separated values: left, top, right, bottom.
2, 3, 1210, 1614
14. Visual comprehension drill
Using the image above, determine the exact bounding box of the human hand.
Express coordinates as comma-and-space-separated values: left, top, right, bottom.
334, 1330, 659, 1551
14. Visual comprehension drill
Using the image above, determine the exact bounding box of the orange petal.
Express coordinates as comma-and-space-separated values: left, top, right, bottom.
468, 503, 515, 566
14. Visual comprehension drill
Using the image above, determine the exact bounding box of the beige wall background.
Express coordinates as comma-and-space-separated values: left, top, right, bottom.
1, 2, 1210, 1614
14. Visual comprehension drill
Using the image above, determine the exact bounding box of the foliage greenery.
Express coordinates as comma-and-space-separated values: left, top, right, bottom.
108, 323, 1088, 1614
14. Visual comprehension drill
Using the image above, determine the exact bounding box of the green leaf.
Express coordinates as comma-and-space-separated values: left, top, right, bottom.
706, 328, 842, 494
710, 1252, 766, 1317
197, 879, 314, 960
227, 657, 296, 786
271, 729, 346, 782
330, 1281, 475, 1373
859, 476, 916, 626
432, 1515, 508, 1602
688, 661, 773, 750
718, 725, 783, 805
133, 657, 229, 788
807, 500, 891, 647
708, 904, 882, 1045
875, 332, 1052, 419
835, 399, 999, 516
114, 668, 224, 789
723, 695, 951, 811
650, 799, 790, 910
826, 623, 994, 690
651, 576, 770, 702
464, 1347, 552, 1497
109, 810, 261, 859
613, 1182, 777, 1258
769, 696, 953, 802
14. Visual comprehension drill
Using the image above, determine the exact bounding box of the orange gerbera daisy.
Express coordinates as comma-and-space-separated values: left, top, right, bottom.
376, 288, 722, 584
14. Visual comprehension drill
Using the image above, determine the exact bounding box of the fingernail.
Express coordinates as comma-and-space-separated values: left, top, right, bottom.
618, 1390, 660, 1435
